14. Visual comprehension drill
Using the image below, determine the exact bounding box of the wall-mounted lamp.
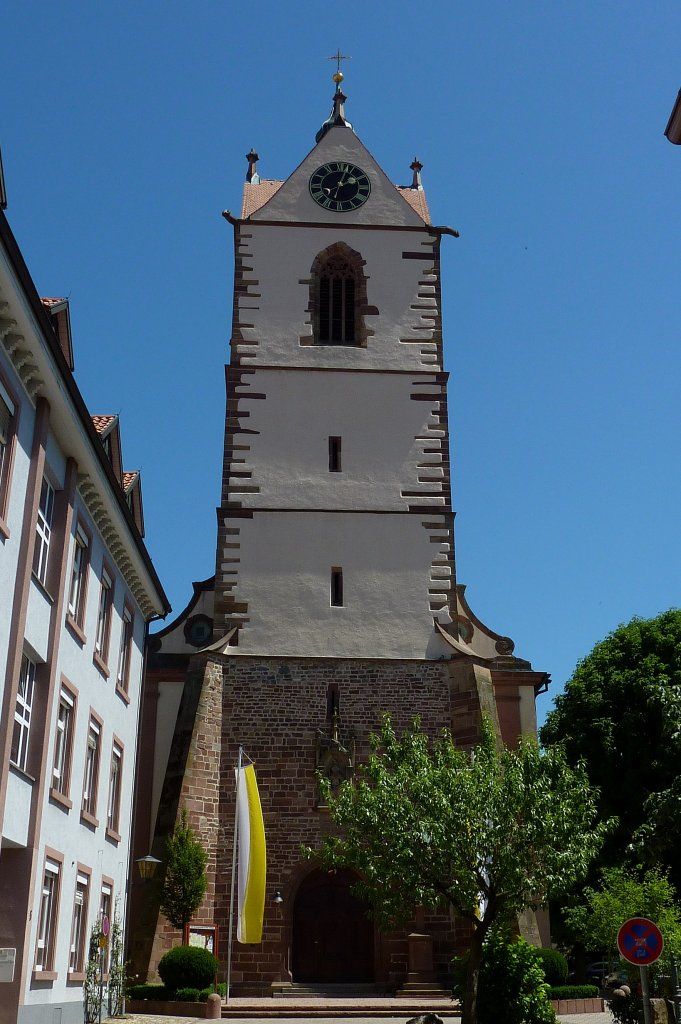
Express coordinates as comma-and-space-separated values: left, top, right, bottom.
272, 889, 284, 904
136, 854, 162, 881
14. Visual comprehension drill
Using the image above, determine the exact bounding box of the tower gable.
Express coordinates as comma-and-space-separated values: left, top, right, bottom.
249, 126, 426, 227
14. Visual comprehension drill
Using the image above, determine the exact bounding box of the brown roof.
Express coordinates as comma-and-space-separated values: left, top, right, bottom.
41, 296, 65, 308
122, 470, 138, 492
241, 180, 284, 218
241, 180, 430, 223
91, 414, 117, 435
396, 187, 430, 224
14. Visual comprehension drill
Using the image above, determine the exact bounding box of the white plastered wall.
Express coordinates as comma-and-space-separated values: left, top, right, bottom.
226, 511, 446, 659
236, 224, 439, 371
230, 368, 445, 512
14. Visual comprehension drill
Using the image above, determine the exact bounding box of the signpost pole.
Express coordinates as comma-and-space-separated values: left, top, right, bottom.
640, 965, 652, 1024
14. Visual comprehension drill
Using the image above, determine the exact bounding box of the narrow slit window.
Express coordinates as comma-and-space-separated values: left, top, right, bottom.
328, 436, 342, 473
331, 567, 343, 607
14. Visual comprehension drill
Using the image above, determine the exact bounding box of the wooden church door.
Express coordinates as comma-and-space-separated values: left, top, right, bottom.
292, 869, 374, 983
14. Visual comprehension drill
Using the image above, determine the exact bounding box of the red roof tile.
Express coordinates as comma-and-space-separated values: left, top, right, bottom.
396, 187, 431, 224
241, 179, 430, 223
241, 180, 284, 218
41, 296, 66, 307
91, 414, 117, 435
122, 470, 138, 492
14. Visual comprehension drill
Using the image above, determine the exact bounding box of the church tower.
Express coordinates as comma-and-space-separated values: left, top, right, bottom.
133, 74, 549, 994
215, 78, 459, 660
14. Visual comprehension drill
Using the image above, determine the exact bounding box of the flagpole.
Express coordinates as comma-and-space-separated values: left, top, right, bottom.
226, 746, 243, 1004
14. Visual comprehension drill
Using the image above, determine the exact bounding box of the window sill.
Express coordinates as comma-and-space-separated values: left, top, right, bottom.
31, 572, 55, 603
67, 971, 86, 983
0, 514, 9, 541
93, 651, 110, 678
65, 612, 87, 646
32, 970, 57, 983
49, 787, 72, 812
9, 762, 36, 784
106, 826, 121, 844
115, 682, 130, 705
80, 809, 99, 830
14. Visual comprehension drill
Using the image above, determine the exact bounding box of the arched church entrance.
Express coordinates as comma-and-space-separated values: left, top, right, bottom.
291, 868, 374, 983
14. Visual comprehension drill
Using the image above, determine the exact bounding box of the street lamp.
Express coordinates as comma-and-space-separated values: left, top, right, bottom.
135, 854, 162, 881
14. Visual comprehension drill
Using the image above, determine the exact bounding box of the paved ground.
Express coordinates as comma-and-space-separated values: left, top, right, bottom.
110, 1012, 613, 1023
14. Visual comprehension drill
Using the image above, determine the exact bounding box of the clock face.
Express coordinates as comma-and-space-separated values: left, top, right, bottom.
309, 162, 371, 212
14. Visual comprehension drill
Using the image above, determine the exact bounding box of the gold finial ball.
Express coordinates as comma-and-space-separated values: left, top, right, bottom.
332, 71, 344, 84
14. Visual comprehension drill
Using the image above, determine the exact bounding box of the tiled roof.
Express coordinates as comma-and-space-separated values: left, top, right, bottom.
41, 296, 65, 308
91, 414, 117, 435
241, 180, 431, 223
241, 180, 284, 218
122, 470, 138, 492
396, 187, 431, 224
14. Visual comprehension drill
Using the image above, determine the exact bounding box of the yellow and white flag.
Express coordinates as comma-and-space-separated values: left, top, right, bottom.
235, 763, 266, 943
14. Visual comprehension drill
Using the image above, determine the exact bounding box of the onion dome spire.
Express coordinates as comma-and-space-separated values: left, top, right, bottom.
316, 51, 354, 142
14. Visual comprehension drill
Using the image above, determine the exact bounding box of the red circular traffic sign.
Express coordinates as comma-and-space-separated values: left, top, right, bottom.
617, 917, 664, 966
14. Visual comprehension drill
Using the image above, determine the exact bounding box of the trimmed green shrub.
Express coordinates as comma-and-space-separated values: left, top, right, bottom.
158, 945, 219, 991
549, 984, 599, 999
199, 982, 226, 1000
127, 983, 172, 1000
608, 991, 643, 1024
174, 987, 200, 1002
536, 948, 568, 985
453, 933, 556, 1024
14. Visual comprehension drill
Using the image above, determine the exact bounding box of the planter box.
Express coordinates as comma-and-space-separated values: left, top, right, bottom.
127, 999, 207, 1017
551, 997, 605, 1014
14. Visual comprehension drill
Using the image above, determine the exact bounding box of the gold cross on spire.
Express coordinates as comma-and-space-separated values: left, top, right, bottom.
327, 49, 351, 84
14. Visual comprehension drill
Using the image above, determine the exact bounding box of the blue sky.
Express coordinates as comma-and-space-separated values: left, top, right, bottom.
3, 2, 681, 727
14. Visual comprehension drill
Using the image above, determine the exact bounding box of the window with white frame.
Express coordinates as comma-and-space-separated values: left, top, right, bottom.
107, 742, 122, 835
10, 653, 36, 772
35, 858, 60, 972
52, 687, 75, 796
82, 719, 101, 819
95, 568, 113, 663
116, 606, 133, 693
67, 524, 89, 626
69, 871, 89, 974
32, 477, 55, 586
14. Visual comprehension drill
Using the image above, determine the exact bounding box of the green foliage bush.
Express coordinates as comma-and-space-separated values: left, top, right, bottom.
454, 933, 556, 1024
199, 982, 226, 999
549, 984, 599, 999
536, 948, 568, 985
158, 945, 219, 991
608, 991, 644, 1024
127, 983, 172, 1000
174, 987, 200, 1001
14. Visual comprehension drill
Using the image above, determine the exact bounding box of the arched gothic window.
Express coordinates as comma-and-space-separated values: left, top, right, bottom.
306, 243, 375, 347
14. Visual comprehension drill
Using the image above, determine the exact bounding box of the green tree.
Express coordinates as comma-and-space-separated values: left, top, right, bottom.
160, 808, 208, 933
565, 866, 681, 978
540, 610, 681, 888
311, 715, 607, 1024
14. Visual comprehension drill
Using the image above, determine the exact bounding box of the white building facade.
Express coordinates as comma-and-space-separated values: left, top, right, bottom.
0, 171, 169, 1024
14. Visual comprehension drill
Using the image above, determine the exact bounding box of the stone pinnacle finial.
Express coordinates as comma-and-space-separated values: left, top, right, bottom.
246, 149, 260, 184
316, 52, 354, 143
410, 158, 424, 190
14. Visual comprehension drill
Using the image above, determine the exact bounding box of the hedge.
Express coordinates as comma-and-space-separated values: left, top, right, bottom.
549, 984, 600, 999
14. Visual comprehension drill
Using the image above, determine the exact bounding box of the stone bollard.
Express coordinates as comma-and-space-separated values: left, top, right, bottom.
205, 992, 222, 1019
650, 997, 669, 1023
